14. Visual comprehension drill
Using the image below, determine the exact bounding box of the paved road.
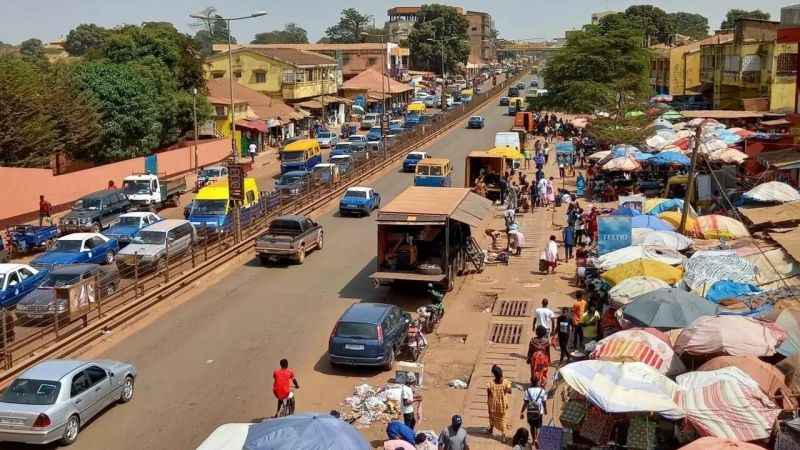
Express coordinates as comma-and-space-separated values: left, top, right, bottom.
8, 74, 527, 450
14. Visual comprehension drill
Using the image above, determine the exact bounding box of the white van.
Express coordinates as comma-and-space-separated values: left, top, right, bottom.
494, 132, 521, 151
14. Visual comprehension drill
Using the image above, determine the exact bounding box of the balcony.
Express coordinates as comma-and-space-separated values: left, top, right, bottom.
281, 80, 338, 101
741, 71, 761, 85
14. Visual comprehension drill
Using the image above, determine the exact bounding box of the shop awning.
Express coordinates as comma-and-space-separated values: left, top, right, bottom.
235, 119, 268, 133
758, 149, 800, 170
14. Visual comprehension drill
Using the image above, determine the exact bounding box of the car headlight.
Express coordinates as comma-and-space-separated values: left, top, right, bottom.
56, 301, 67, 312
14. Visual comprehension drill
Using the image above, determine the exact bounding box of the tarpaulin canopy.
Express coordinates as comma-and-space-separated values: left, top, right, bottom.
675, 369, 781, 442
557, 360, 682, 416
487, 147, 525, 160
407, 102, 426, 112
623, 288, 719, 330
682, 255, 757, 291
649, 152, 691, 167
603, 156, 641, 172
641, 230, 694, 251
699, 355, 795, 411
608, 276, 671, 307
743, 181, 800, 203
591, 328, 685, 375
631, 215, 675, 231
647, 198, 696, 217
611, 144, 641, 157
674, 315, 787, 357
603, 259, 684, 286
705, 280, 761, 304
588, 150, 610, 161
555, 142, 575, 154
678, 437, 766, 450
611, 206, 641, 217
597, 245, 686, 271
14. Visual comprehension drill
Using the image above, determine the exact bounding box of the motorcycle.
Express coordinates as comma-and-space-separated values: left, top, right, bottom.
418, 284, 446, 333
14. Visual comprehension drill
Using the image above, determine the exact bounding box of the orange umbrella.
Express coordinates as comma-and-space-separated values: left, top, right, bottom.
678, 437, 765, 450
698, 355, 795, 411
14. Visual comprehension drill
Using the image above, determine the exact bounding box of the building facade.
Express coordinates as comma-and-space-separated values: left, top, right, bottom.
386, 6, 421, 43
466, 10, 496, 65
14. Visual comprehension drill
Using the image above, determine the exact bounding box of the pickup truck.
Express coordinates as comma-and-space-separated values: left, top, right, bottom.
255, 215, 323, 264
123, 173, 187, 211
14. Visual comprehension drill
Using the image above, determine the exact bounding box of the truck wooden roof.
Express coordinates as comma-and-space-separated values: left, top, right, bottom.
377, 187, 492, 227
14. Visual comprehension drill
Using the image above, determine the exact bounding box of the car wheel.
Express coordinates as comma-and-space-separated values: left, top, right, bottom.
317, 233, 324, 250
119, 376, 135, 403
155, 258, 166, 272
296, 247, 306, 264
104, 251, 115, 265
383, 347, 395, 371
259, 255, 271, 266
60, 415, 80, 446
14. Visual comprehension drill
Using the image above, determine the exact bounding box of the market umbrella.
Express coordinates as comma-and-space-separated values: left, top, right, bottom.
678, 437, 766, 450
598, 245, 685, 271
611, 206, 641, 217
625, 110, 645, 118
682, 255, 757, 291
709, 148, 748, 164
631, 227, 655, 244
622, 288, 719, 330
743, 181, 800, 203
696, 215, 750, 240
602, 156, 641, 172
588, 150, 610, 161
608, 276, 671, 307
767, 308, 800, 356
704, 280, 761, 304
630, 215, 674, 231
646, 198, 696, 216
649, 152, 691, 167
591, 328, 686, 375
651, 118, 674, 130
661, 110, 683, 121
487, 146, 525, 160
557, 360, 682, 416
675, 368, 781, 442
699, 355, 795, 411
674, 315, 787, 357
641, 230, 693, 251
241, 413, 371, 450
658, 211, 701, 237
603, 259, 683, 286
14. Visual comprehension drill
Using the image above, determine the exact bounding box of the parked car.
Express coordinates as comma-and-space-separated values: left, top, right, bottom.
388, 119, 405, 135
31, 233, 119, 270
255, 215, 323, 264
59, 189, 130, 233
366, 127, 383, 143
331, 142, 354, 158
330, 155, 353, 175
339, 187, 381, 216
0, 359, 136, 446
360, 113, 380, 130
328, 303, 410, 369
467, 116, 485, 129
195, 165, 228, 191
402, 151, 430, 172
0, 264, 47, 308
103, 212, 161, 247
274, 170, 310, 198
348, 135, 368, 152
115, 219, 196, 274
7, 225, 59, 256
423, 96, 438, 108
315, 130, 338, 149
499, 96, 510, 106
16, 264, 120, 322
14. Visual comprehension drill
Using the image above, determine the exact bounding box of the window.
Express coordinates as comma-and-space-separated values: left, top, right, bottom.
6, 272, 20, 287
282, 70, 296, 83
233, 71, 242, 79
367, 57, 378, 66
18, 268, 35, 280
70, 372, 91, 397
472, 27, 477, 31
212, 72, 224, 79
85, 366, 107, 385
215, 105, 226, 117
778, 53, 798, 76
91, 237, 106, 247
341, 54, 351, 65
254, 71, 267, 83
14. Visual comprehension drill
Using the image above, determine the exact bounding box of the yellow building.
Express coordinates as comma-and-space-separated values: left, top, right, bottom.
204, 48, 339, 102
668, 34, 733, 96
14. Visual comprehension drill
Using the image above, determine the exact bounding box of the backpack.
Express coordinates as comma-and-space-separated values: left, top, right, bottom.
526, 387, 545, 422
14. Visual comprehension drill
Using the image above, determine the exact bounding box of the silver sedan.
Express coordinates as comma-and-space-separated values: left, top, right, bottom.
0, 359, 136, 446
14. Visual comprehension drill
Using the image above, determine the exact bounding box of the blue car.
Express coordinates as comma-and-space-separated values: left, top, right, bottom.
103, 212, 161, 247
467, 115, 485, 129
331, 142, 353, 158
366, 127, 383, 143
328, 302, 410, 369
31, 233, 119, 270
402, 151, 429, 172
388, 120, 405, 135
0, 263, 47, 308
339, 187, 381, 216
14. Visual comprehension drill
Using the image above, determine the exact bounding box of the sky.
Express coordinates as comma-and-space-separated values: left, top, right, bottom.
0, 0, 793, 45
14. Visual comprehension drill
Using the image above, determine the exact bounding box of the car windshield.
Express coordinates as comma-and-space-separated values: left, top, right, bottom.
334, 144, 351, 152
279, 174, 305, 185
75, 198, 101, 210
345, 190, 367, 199
191, 199, 228, 216
199, 168, 220, 178
336, 322, 378, 339
407, 154, 423, 160
470, 116, 481, 121
53, 240, 82, 252
317, 131, 332, 139
118, 216, 142, 227
1, 379, 61, 405
349, 136, 364, 142
42, 273, 81, 288
281, 151, 305, 162
123, 180, 151, 195
132, 230, 166, 245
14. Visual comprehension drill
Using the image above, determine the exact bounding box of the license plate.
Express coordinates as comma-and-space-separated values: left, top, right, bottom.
345, 344, 365, 351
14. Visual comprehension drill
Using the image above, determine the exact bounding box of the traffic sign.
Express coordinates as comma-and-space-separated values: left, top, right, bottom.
227, 163, 245, 201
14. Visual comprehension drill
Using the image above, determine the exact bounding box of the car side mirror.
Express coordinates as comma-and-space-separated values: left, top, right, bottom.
107, 370, 114, 378
8, 281, 18, 287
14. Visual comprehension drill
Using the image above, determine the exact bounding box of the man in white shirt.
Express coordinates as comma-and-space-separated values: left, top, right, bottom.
401, 377, 416, 429
248, 143, 257, 163
520, 379, 548, 445
533, 298, 555, 336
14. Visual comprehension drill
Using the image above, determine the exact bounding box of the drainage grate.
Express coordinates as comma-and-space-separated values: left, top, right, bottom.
489, 323, 523, 345
493, 300, 530, 317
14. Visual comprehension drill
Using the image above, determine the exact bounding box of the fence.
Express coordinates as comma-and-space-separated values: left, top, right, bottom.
0, 71, 526, 382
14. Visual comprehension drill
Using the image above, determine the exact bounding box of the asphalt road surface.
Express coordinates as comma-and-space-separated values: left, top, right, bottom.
8, 74, 527, 450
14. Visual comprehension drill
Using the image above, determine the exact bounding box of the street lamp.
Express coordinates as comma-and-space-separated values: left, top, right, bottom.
191, 87, 199, 173
190, 10, 268, 161
428, 35, 456, 110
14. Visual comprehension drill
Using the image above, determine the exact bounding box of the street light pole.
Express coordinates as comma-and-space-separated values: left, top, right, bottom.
191, 88, 199, 173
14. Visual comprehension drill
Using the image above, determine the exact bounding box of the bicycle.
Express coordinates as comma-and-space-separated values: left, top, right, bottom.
277, 391, 296, 417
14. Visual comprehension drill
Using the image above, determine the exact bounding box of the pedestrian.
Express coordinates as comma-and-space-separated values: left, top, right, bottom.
415, 433, 437, 450
558, 158, 565, 179
576, 172, 586, 198
524, 147, 532, 169
401, 376, 417, 429
385, 439, 415, 450
546, 177, 555, 206
504, 208, 516, 231
544, 235, 558, 273
571, 292, 587, 351
563, 223, 575, 260
543, 141, 550, 161
438, 415, 470, 450
533, 298, 555, 336
520, 379, 547, 447
38, 195, 52, 226
508, 226, 525, 256
535, 167, 544, 184
249, 142, 257, 163
107, 179, 116, 189
527, 325, 550, 387
388, 420, 417, 445
534, 152, 544, 171
485, 364, 512, 441
580, 303, 601, 345
556, 307, 572, 364
511, 427, 532, 450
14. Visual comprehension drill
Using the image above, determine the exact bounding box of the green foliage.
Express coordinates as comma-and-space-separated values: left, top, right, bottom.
192, 7, 235, 57
407, 4, 470, 75
64, 24, 109, 56
623, 5, 674, 44
252, 23, 309, 44
324, 8, 374, 43
19, 38, 46, 65
720, 9, 771, 30
587, 116, 652, 147
668, 12, 709, 40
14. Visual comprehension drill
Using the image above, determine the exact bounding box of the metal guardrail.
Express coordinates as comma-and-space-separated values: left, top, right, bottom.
0, 71, 528, 385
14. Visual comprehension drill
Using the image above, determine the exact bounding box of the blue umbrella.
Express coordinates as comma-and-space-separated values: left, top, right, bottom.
244, 413, 370, 450
649, 152, 690, 166
633, 152, 654, 161
611, 144, 640, 158
556, 142, 575, 153
631, 215, 674, 231
612, 206, 641, 217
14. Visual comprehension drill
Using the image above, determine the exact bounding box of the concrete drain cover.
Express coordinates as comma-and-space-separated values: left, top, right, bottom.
489, 323, 524, 345
493, 300, 530, 317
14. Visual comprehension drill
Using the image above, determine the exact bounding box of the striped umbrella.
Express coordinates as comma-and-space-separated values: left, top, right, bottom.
591, 328, 685, 376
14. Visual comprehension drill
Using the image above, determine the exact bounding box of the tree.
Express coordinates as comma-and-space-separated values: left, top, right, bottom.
621, 5, 674, 44
19, 38, 46, 64
407, 4, 470, 75
252, 23, 309, 44
43, 64, 103, 160
192, 7, 235, 56
324, 8, 373, 43
586, 116, 652, 148
720, 9, 771, 30
64, 24, 109, 56
668, 12, 709, 40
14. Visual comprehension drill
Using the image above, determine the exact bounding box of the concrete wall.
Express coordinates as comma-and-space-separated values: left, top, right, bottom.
0, 139, 231, 226
770, 42, 798, 113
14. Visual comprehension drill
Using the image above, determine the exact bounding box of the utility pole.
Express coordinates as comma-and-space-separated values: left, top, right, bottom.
191, 88, 199, 173
679, 122, 704, 234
